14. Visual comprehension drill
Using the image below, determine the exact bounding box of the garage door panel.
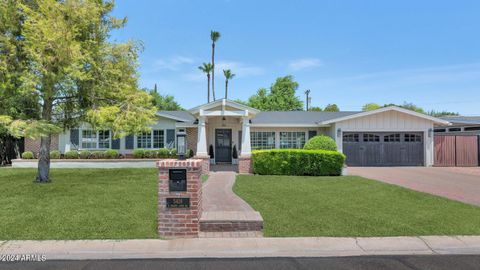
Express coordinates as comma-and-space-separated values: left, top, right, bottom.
343, 132, 424, 166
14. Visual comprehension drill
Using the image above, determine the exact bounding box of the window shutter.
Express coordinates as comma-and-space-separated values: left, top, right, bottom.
238, 131, 242, 151
70, 129, 79, 148
308, 130, 317, 139
125, 135, 134, 150
166, 129, 175, 148
112, 138, 120, 149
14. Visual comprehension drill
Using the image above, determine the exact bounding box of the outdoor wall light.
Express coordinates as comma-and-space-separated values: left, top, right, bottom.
176, 131, 187, 160
337, 128, 342, 137
428, 128, 433, 138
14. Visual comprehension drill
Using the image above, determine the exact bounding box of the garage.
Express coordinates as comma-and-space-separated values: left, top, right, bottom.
343, 132, 424, 166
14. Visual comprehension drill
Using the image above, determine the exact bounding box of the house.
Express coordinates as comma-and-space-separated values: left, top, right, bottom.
435, 116, 480, 135
24, 99, 451, 172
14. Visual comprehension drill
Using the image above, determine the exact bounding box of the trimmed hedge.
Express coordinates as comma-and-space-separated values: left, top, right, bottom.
79, 151, 91, 159
304, 135, 337, 151
50, 150, 61, 159
64, 150, 79, 159
21, 151, 35, 159
104, 150, 120, 159
252, 149, 345, 176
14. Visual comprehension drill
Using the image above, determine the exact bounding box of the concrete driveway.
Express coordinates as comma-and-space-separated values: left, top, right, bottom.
349, 167, 480, 206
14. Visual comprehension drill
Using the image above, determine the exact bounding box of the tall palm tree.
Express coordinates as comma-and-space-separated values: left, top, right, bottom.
198, 63, 213, 103
223, 69, 235, 99
210, 30, 221, 101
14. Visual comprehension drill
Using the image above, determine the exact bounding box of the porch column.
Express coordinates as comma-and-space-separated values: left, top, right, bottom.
196, 116, 208, 157
240, 116, 251, 157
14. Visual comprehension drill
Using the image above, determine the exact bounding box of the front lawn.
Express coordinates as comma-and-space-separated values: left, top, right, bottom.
0, 168, 158, 240
234, 175, 480, 237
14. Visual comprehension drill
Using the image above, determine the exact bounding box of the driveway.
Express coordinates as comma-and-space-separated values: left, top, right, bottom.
349, 167, 480, 206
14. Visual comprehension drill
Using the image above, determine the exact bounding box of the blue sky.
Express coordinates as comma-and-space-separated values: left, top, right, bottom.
110, 0, 480, 115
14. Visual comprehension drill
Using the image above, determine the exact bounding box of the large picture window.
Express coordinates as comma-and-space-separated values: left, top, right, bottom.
280, 132, 306, 149
250, 132, 276, 150
137, 130, 165, 149
81, 130, 110, 149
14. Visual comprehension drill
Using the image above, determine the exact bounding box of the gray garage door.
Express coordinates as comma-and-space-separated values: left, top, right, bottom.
343, 132, 424, 166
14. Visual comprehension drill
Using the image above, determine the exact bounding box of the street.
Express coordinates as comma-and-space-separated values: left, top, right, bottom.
1, 255, 480, 270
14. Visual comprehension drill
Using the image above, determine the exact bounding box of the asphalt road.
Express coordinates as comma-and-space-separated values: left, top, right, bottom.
1, 255, 480, 270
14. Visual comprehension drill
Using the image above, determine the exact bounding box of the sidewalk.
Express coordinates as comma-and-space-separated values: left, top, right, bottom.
1, 236, 480, 260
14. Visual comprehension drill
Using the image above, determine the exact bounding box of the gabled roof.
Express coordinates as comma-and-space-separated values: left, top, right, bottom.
439, 116, 480, 126
251, 111, 359, 127
156, 111, 195, 122
321, 106, 450, 125
188, 99, 260, 115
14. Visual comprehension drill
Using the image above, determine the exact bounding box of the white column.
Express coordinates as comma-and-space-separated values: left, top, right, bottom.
240, 116, 252, 157
196, 116, 208, 157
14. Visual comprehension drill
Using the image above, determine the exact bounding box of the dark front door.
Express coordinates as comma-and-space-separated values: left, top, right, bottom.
215, 129, 232, 163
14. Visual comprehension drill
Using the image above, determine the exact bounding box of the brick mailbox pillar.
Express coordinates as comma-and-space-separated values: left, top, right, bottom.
157, 159, 203, 238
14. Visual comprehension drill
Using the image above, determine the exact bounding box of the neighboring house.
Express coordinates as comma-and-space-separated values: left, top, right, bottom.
435, 116, 480, 135
25, 99, 450, 170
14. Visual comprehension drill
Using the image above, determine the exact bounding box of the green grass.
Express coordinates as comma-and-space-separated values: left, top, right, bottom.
234, 175, 480, 237
201, 174, 209, 183
0, 168, 158, 240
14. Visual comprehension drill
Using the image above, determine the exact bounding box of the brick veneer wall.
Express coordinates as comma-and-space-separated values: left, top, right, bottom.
24, 135, 59, 155
238, 157, 253, 174
186, 127, 197, 154
157, 159, 203, 238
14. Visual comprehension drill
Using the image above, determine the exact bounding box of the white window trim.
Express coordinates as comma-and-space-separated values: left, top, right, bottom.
134, 129, 167, 149
279, 131, 307, 149
79, 129, 111, 150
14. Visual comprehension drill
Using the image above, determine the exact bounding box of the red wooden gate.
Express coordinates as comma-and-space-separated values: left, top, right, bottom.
434, 135, 479, 167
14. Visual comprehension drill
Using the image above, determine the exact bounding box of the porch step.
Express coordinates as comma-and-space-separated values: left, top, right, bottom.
199, 211, 263, 235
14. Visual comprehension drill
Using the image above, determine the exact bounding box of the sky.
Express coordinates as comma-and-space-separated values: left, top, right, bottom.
110, 0, 480, 115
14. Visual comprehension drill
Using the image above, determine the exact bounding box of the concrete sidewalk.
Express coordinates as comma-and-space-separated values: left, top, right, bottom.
1, 236, 480, 260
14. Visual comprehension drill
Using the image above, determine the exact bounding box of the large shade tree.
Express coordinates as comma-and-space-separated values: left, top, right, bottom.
246, 76, 303, 111
149, 85, 183, 111
0, 0, 156, 182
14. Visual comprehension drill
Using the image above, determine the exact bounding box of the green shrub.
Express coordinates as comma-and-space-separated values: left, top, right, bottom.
79, 151, 91, 159
304, 135, 337, 151
104, 150, 120, 159
252, 149, 345, 176
168, 148, 177, 158
133, 149, 145, 158
64, 150, 79, 159
50, 150, 61, 159
21, 151, 35, 159
187, 149, 194, 158
144, 150, 157, 158
157, 148, 170, 158
89, 151, 105, 159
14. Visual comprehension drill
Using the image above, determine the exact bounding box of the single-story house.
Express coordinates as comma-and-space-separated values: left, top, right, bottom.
24, 99, 451, 172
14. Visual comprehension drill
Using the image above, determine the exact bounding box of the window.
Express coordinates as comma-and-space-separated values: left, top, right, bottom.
343, 133, 359, 142
137, 130, 165, 149
448, 127, 461, 132
137, 132, 152, 148
434, 128, 446, 133
363, 133, 380, 142
384, 133, 401, 142
280, 132, 306, 149
153, 130, 165, 148
465, 126, 480, 131
404, 133, 422, 142
250, 132, 276, 150
81, 130, 110, 149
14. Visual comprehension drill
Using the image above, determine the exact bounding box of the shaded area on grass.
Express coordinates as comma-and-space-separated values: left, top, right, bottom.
234, 175, 480, 237
0, 168, 158, 240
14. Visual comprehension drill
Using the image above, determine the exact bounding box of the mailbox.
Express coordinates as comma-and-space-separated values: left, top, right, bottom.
169, 169, 187, 192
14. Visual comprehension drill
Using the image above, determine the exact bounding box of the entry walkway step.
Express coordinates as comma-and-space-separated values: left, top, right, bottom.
200, 171, 263, 237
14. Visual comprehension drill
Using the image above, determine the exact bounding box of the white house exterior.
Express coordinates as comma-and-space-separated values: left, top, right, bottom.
26, 99, 450, 172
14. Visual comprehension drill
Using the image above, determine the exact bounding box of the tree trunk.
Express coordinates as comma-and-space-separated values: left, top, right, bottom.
225, 80, 228, 99
207, 74, 211, 103
36, 134, 51, 182
211, 43, 216, 101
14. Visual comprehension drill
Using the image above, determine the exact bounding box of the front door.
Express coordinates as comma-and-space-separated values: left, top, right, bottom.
215, 129, 232, 163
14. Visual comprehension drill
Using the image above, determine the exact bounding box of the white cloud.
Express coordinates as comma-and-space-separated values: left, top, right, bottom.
288, 58, 323, 71
152, 55, 195, 71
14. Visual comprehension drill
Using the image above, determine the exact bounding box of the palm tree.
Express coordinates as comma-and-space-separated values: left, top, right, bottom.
223, 69, 235, 99
198, 63, 213, 103
210, 30, 221, 101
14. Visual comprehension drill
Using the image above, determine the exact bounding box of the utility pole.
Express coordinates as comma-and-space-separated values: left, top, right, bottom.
305, 89, 311, 111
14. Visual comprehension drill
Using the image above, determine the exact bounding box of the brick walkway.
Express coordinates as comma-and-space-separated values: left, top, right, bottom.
200, 171, 263, 237
350, 167, 480, 206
